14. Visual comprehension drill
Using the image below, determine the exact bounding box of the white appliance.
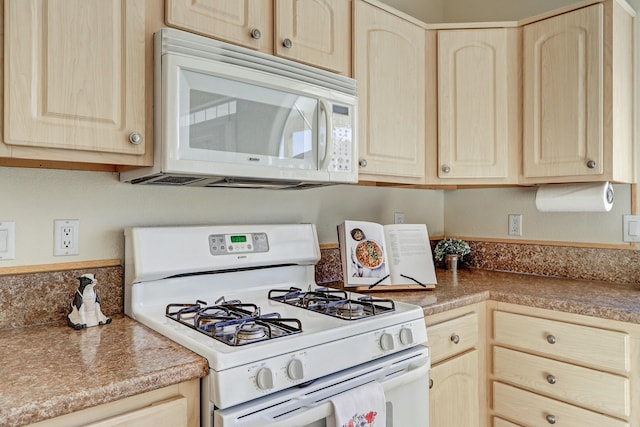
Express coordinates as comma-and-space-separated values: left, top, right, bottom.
124, 224, 430, 427
120, 29, 358, 189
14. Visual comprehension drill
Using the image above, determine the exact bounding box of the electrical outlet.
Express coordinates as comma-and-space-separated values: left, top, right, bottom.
54, 219, 80, 256
394, 212, 405, 224
508, 214, 522, 236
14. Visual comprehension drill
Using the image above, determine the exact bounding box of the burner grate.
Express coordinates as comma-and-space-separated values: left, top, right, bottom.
268, 287, 395, 320
165, 299, 302, 346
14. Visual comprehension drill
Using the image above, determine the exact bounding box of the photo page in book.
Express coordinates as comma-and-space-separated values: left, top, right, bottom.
337, 220, 437, 290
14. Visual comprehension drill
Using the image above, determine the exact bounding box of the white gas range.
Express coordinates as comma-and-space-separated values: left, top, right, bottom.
124, 224, 430, 427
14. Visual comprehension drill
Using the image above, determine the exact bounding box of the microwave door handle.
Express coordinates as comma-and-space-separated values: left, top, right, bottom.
318, 100, 332, 170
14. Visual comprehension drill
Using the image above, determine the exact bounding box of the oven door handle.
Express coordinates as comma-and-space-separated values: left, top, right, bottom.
257, 359, 430, 427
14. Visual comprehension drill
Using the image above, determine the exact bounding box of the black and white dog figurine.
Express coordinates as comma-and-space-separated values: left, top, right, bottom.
67, 273, 112, 330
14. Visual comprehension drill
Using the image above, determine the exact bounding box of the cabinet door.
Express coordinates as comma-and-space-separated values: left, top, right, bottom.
5, 0, 147, 160
437, 28, 515, 179
355, 1, 425, 183
275, 0, 351, 75
166, 0, 273, 53
522, 4, 603, 178
430, 350, 480, 427
84, 396, 188, 427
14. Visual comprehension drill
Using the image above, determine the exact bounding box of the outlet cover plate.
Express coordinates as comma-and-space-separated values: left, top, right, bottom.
0, 221, 16, 260
54, 219, 80, 256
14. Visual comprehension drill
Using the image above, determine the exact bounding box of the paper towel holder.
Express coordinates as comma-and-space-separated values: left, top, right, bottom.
534, 182, 614, 213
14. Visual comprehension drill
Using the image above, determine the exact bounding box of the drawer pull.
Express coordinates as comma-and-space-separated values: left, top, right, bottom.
546, 374, 557, 384
450, 334, 460, 344
429, 379, 433, 389
546, 414, 557, 424
546, 334, 557, 344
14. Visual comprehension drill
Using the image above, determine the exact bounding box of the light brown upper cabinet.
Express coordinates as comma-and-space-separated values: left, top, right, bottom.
429, 28, 520, 184
166, 0, 352, 76
354, 1, 426, 184
2, 0, 156, 168
521, 0, 635, 184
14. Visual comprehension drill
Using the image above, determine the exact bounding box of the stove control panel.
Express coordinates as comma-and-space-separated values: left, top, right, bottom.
209, 232, 269, 256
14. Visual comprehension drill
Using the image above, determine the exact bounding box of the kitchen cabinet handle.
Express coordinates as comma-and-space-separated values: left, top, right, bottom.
546, 334, 557, 344
546, 374, 557, 384
450, 333, 460, 344
441, 165, 451, 173
250, 28, 262, 40
359, 159, 367, 168
546, 414, 557, 424
586, 159, 597, 169
429, 378, 433, 389
283, 38, 293, 48
129, 132, 143, 145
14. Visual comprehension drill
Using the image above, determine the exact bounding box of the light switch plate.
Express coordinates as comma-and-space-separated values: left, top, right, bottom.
623, 215, 640, 242
0, 221, 16, 260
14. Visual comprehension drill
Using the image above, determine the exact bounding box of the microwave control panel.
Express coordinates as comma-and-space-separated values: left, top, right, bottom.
329, 105, 353, 173
209, 232, 269, 256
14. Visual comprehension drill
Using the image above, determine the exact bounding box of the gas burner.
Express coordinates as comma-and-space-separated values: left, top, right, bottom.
165, 300, 302, 346
334, 301, 365, 319
268, 287, 396, 320
236, 323, 268, 344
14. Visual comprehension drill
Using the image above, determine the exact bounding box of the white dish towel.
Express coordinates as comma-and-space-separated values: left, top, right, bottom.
329, 381, 386, 427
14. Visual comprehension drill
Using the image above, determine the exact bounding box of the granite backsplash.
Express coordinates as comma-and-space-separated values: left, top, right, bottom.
2, 240, 638, 329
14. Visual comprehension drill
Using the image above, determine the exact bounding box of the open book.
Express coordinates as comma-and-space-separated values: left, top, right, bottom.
337, 220, 437, 291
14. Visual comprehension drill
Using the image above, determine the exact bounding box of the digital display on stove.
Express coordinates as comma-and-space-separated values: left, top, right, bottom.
230, 235, 247, 243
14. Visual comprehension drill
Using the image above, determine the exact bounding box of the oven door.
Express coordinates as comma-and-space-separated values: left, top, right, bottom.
212, 346, 430, 427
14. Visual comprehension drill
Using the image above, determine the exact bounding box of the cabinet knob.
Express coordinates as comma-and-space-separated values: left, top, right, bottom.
450, 333, 460, 344
359, 159, 367, 168
586, 159, 597, 169
129, 132, 143, 145
250, 28, 262, 40
546, 414, 557, 424
546, 374, 557, 384
546, 334, 557, 344
283, 38, 293, 48
429, 378, 433, 389
441, 165, 451, 173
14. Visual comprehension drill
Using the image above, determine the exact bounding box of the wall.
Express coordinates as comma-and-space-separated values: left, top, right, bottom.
0, 167, 444, 267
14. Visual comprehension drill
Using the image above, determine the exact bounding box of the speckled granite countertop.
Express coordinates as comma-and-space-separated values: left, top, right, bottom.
368, 269, 640, 323
0, 314, 208, 427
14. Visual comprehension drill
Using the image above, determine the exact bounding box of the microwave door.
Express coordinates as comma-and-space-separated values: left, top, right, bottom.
176, 68, 319, 171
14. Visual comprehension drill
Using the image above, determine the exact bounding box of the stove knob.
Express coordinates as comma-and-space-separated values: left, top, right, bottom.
379, 332, 395, 351
287, 359, 304, 381
399, 328, 414, 346
256, 367, 274, 390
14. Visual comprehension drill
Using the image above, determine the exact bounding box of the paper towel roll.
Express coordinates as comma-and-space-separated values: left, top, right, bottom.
535, 182, 614, 212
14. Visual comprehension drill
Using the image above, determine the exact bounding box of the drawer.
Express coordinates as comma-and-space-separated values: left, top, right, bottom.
493, 417, 522, 427
428, 311, 478, 363
493, 311, 629, 372
493, 382, 629, 427
493, 346, 630, 418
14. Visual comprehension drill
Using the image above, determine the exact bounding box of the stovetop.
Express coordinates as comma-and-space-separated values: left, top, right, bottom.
124, 224, 427, 371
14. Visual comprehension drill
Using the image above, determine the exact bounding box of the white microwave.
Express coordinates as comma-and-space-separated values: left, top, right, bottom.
120, 29, 358, 189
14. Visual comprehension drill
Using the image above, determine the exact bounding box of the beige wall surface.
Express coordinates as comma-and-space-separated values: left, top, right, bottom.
0, 167, 444, 267
444, 185, 632, 244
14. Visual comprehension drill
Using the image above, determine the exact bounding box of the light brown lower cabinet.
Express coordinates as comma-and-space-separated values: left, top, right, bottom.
430, 350, 480, 427
26, 379, 199, 427
425, 303, 485, 427
493, 417, 522, 427
490, 302, 640, 427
